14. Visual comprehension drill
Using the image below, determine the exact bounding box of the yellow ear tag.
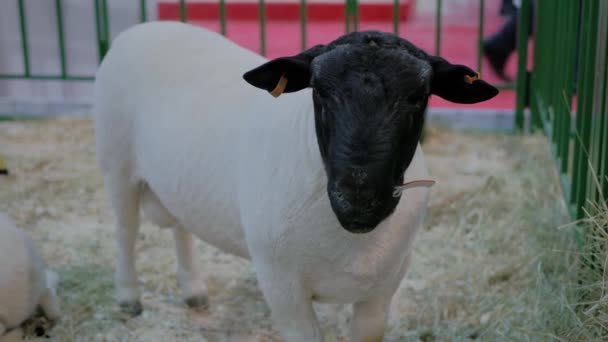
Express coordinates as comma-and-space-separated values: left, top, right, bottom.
270, 74, 288, 97
464, 72, 481, 84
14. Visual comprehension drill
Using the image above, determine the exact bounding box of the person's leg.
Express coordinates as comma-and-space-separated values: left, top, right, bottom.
483, 1, 534, 81
483, 13, 517, 81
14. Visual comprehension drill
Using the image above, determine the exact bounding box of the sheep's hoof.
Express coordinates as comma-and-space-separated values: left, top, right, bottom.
119, 301, 143, 317
185, 295, 208, 310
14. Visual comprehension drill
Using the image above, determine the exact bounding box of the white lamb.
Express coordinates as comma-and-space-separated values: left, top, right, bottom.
94, 21, 497, 341
0, 214, 61, 340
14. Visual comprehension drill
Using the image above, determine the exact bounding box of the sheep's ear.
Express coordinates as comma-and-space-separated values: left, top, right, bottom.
428, 56, 499, 104
243, 45, 326, 97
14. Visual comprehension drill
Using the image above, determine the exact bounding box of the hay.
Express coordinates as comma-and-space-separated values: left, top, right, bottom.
558, 174, 608, 341
0, 117, 584, 341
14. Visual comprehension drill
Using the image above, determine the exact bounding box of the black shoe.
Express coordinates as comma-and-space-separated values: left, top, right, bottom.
482, 39, 512, 82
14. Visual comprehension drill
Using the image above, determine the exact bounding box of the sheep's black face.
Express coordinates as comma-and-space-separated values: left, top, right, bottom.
310, 44, 430, 233
243, 30, 499, 234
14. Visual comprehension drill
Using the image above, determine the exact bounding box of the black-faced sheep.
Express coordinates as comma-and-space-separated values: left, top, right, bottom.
93, 21, 497, 341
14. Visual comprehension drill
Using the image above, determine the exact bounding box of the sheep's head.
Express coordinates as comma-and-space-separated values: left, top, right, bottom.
243, 31, 498, 234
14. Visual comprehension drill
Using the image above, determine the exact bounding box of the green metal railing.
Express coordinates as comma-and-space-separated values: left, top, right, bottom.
516, 0, 608, 228
0, 0, 514, 91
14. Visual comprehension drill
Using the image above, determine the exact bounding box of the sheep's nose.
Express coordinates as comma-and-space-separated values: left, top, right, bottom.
328, 179, 385, 233
331, 179, 378, 210
342, 183, 376, 206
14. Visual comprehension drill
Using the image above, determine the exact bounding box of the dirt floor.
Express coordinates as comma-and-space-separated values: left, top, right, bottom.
0, 117, 572, 342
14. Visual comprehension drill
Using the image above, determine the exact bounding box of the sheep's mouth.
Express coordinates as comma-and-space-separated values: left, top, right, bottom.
337, 215, 381, 234
332, 179, 436, 234
331, 202, 390, 234
342, 222, 377, 234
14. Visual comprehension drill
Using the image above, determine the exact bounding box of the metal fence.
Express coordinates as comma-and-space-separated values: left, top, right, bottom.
516, 0, 607, 235
0, 0, 514, 91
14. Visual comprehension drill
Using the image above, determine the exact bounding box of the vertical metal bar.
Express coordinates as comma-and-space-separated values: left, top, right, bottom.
529, 0, 542, 131
102, 0, 110, 46
593, 61, 608, 201
346, 0, 355, 33
600, 2, 608, 200
435, 0, 442, 55
55, 0, 67, 79
180, 0, 187, 22
140, 0, 147, 22
558, 0, 570, 171
94, 0, 104, 62
572, 0, 599, 219
345, 0, 350, 33
354, 0, 359, 32
515, 0, 530, 131
220, 0, 227, 35
557, 0, 569, 172
553, 4, 565, 147
94, 0, 110, 62
393, 0, 399, 34
477, 0, 485, 75
559, 0, 578, 174
601, 66, 608, 199
587, 0, 607, 203
300, 0, 307, 51
259, 0, 266, 56
17, 0, 30, 77
547, 2, 558, 124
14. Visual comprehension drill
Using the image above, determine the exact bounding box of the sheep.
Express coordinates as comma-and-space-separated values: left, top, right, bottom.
0, 213, 61, 340
93, 21, 498, 341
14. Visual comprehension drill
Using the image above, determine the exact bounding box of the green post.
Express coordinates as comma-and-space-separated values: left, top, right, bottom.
558, 0, 579, 174
515, 0, 530, 132
55, 0, 68, 79
259, 0, 266, 56
572, 0, 599, 219
601, 75, 608, 198
435, 0, 442, 55
17, 0, 30, 77
94, 0, 110, 63
354, 0, 359, 32
393, 0, 399, 35
552, 3, 565, 149
586, 0, 608, 204
220, 0, 227, 35
346, 0, 357, 33
140, 0, 147, 22
180, 0, 187, 22
300, 0, 307, 51
476, 0, 485, 75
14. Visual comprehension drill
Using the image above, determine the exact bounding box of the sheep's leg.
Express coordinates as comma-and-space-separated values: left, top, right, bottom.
40, 272, 61, 322
255, 267, 322, 342
40, 293, 62, 322
172, 226, 207, 308
0, 322, 5, 336
40, 292, 61, 322
350, 294, 393, 342
351, 253, 411, 342
106, 178, 143, 316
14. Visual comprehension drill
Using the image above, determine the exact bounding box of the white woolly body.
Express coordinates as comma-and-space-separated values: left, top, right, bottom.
94, 21, 430, 340
0, 214, 61, 337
